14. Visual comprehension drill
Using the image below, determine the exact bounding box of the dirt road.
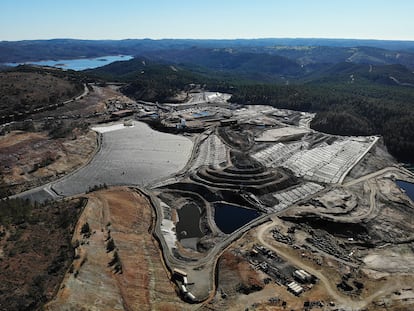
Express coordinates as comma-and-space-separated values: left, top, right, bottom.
256, 220, 388, 310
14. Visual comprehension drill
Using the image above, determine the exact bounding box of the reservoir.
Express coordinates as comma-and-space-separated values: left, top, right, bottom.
4, 55, 133, 71
214, 203, 260, 234
396, 180, 414, 201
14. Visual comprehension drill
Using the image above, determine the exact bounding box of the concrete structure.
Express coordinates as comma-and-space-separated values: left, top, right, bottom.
269, 182, 324, 212
186, 292, 196, 301
293, 269, 313, 283
173, 268, 188, 278
287, 281, 304, 295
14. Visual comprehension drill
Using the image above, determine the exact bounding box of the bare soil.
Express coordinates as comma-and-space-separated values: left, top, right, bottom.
0, 84, 138, 197
200, 248, 264, 311
46, 187, 189, 311
0, 129, 97, 196
200, 233, 332, 311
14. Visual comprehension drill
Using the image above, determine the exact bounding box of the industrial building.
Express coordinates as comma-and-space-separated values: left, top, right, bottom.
293, 269, 313, 283
287, 281, 304, 296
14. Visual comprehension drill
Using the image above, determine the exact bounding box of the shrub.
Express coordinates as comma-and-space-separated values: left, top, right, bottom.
106, 239, 115, 252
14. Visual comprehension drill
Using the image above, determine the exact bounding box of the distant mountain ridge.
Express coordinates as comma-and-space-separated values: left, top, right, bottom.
3, 38, 414, 162
2, 38, 414, 65
137, 48, 305, 81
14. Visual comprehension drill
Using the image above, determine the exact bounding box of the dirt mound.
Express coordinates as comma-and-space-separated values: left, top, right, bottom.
46, 187, 188, 311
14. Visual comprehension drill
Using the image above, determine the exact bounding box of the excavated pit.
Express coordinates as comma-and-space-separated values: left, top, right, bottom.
191, 150, 297, 195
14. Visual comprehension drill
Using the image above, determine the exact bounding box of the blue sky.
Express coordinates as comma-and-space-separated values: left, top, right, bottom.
1, 0, 413, 41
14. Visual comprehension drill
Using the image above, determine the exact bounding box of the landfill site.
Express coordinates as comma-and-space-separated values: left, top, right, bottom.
9, 88, 414, 311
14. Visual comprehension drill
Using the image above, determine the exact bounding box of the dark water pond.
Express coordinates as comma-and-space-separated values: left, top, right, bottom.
396, 180, 414, 201
5, 55, 133, 71
176, 203, 203, 240
214, 202, 260, 234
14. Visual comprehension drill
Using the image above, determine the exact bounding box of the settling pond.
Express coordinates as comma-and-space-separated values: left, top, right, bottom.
396, 180, 414, 201
176, 203, 203, 240
214, 203, 261, 234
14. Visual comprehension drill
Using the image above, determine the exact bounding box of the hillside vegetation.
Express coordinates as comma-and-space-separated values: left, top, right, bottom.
0, 66, 84, 123
87, 58, 232, 101
2, 38, 414, 65
0, 197, 85, 310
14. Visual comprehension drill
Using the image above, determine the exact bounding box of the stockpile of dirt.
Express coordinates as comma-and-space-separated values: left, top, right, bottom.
46, 187, 188, 311
202, 251, 264, 310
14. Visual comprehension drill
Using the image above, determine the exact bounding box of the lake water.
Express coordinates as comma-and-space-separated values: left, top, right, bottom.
4, 55, 133, 71
396, 180, 414, 201
214, 202, 260, 234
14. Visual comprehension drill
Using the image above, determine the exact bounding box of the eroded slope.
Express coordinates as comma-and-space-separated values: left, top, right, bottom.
46, 187, 189, 311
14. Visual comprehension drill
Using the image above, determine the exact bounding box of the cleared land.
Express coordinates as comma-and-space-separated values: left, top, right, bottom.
45, 187, 190, 311
0, 130, 97, 196
51, 121, 193, 197
1, 83, 134, 199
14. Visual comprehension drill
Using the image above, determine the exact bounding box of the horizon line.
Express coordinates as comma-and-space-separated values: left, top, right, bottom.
2, 37, 414, 43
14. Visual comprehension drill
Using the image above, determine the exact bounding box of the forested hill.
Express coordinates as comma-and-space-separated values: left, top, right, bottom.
85, 58, 228, 102
304, 62, 414, 85
0, 66, 84, 124
137, 48, 304, 79
2, 38, 414, 66
87, 50, 304, 83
